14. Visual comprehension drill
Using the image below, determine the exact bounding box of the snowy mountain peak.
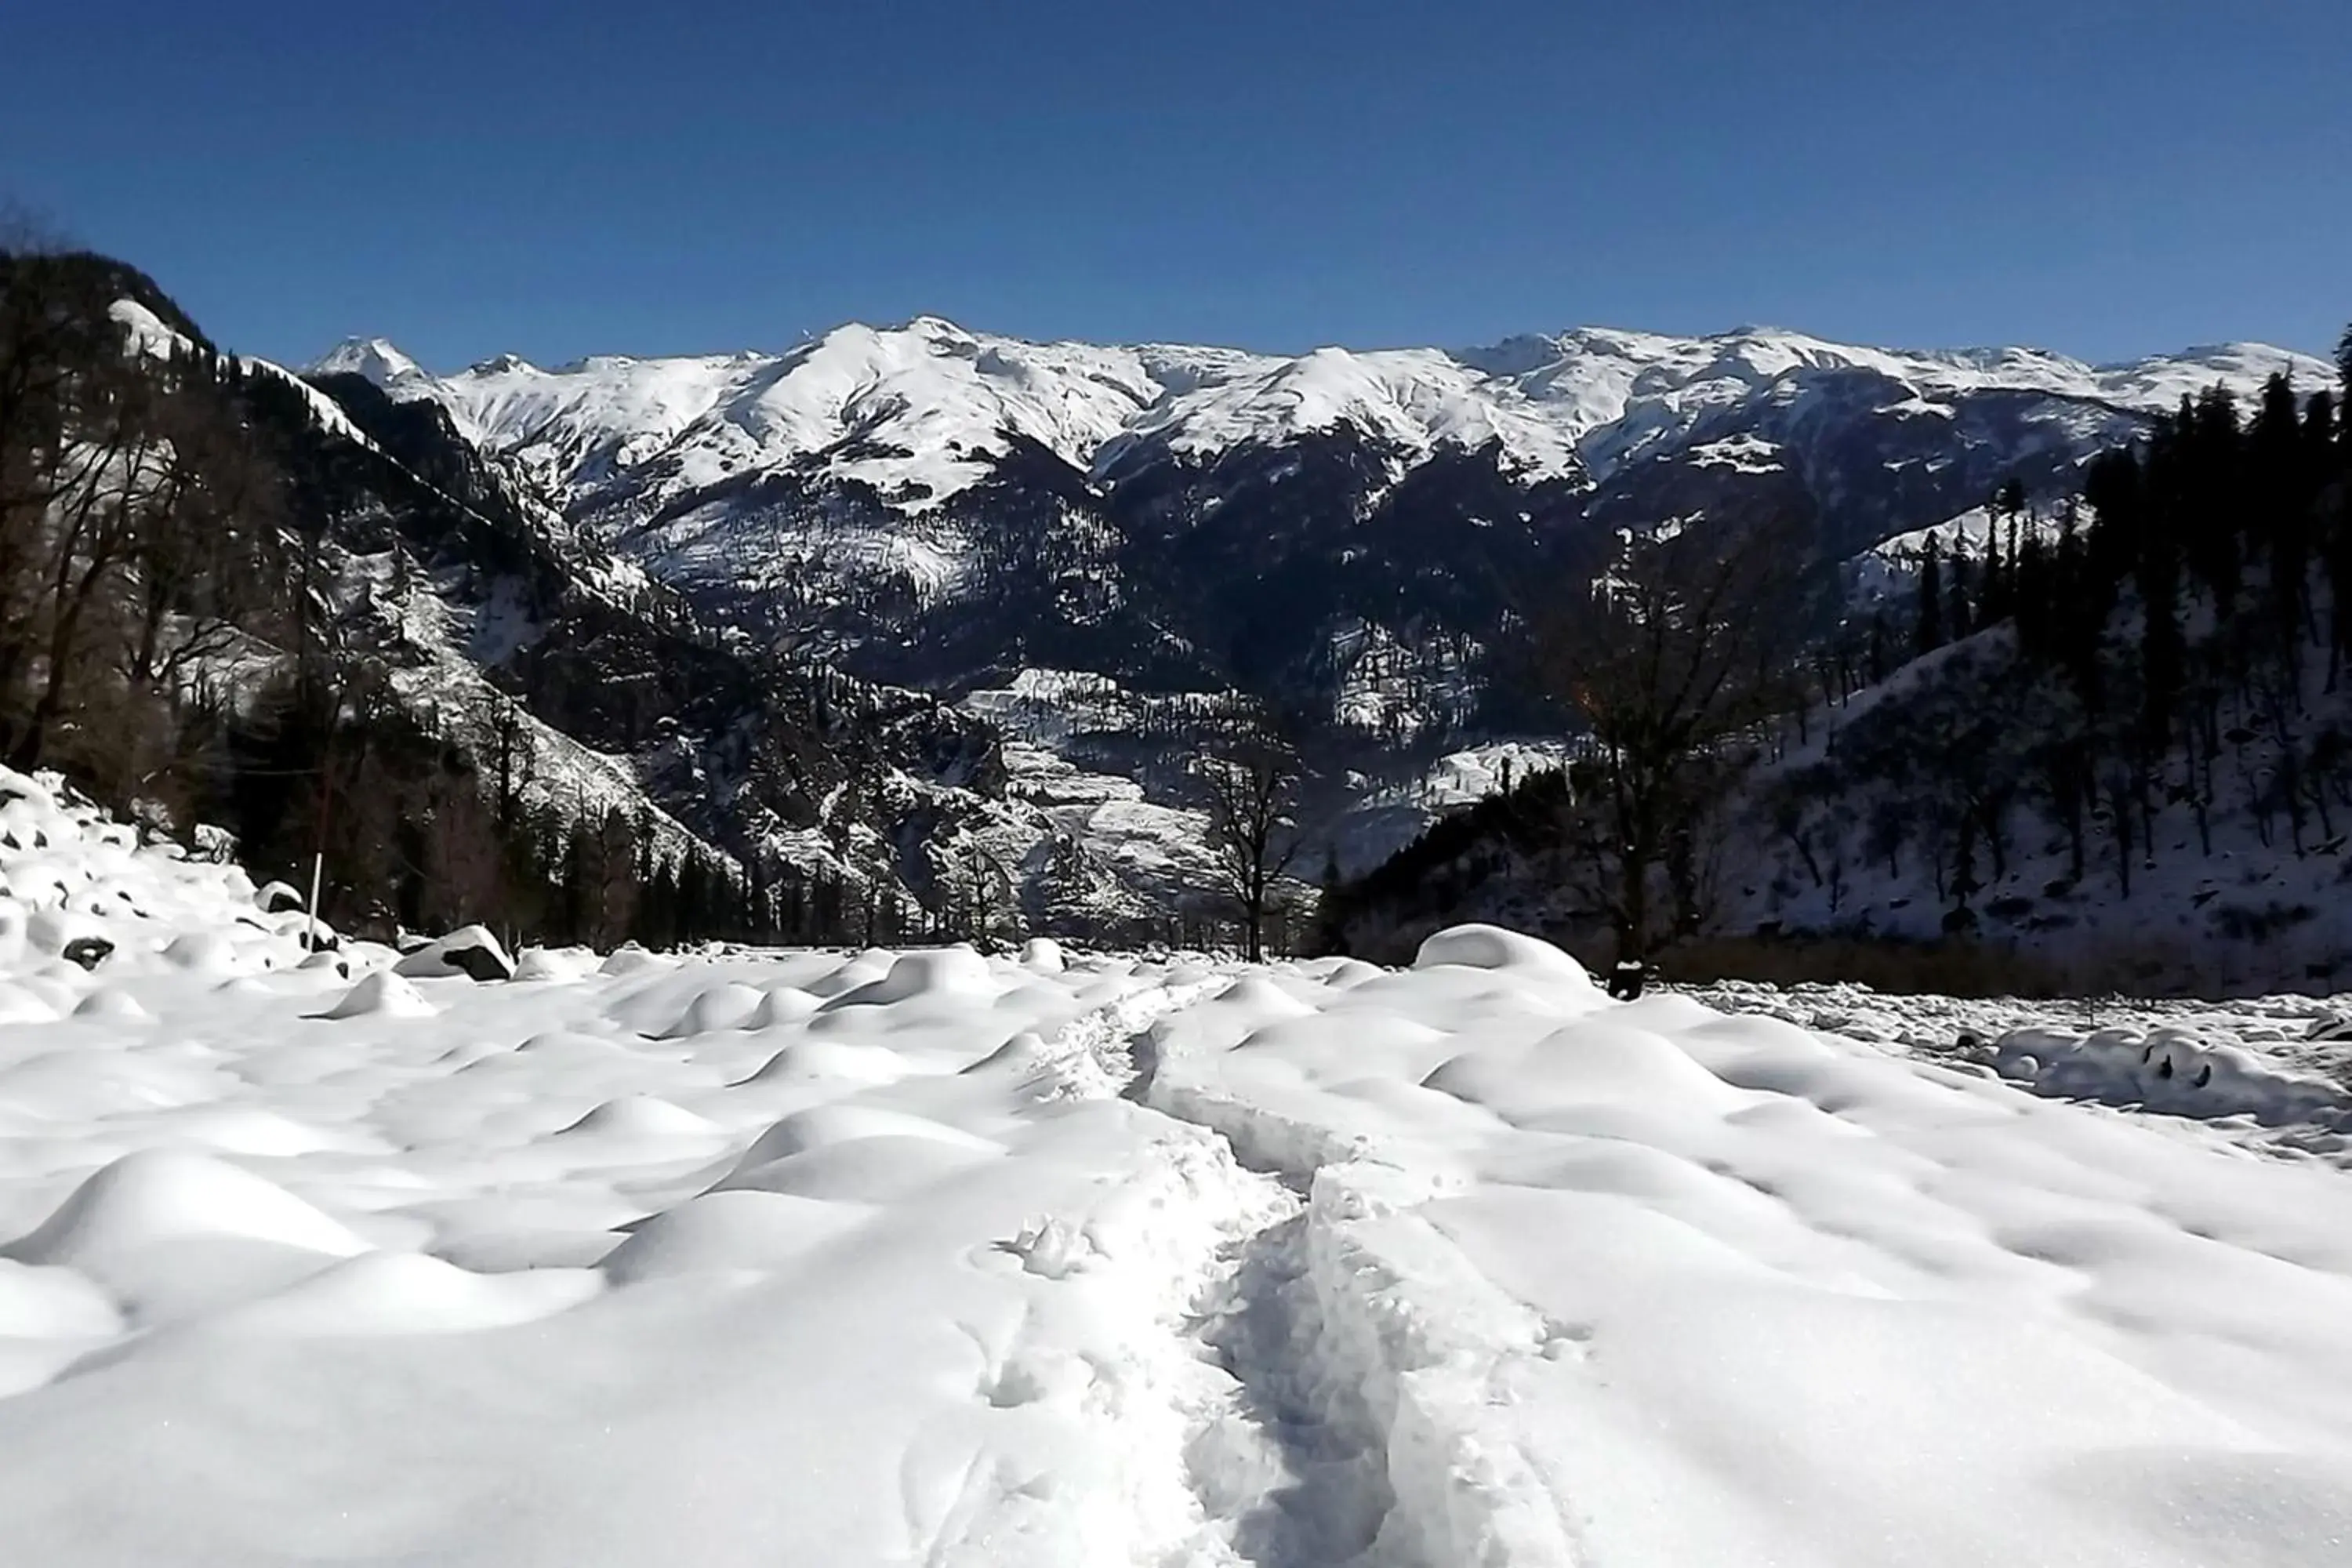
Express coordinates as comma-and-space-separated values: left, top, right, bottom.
310, 336, 430, 390
895, 313, 977, 343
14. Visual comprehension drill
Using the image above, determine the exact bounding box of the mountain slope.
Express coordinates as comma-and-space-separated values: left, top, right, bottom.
13, 255, 1239, 944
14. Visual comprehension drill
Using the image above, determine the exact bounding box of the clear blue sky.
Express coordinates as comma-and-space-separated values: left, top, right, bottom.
5, 1, 2346, 370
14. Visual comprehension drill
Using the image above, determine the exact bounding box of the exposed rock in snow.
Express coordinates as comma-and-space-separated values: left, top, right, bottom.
394, 925, 516, 982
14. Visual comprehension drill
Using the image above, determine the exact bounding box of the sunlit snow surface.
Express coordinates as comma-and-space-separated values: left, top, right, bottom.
5, 771, 2352, 1565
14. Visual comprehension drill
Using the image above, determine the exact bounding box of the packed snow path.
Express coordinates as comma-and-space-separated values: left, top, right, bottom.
5, 771, 2352, 1563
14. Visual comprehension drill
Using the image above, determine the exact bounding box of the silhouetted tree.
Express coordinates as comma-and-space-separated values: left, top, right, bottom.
1540, 517, 1806, 965
1914, 535, 1944, 656
1193, 715, 1306, 963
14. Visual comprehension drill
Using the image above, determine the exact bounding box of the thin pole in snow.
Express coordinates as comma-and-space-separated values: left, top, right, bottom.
307, 740, 332, 952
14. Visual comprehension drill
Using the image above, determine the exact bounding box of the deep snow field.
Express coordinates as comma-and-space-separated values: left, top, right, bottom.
5, 767, 2352, 1566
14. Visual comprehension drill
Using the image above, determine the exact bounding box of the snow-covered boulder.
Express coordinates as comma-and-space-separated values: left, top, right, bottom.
254, 881, 305, 914
27, 908, 108, 962
394, 925, 514, 982
60, 935, 114, 971
1995, 1024, 2352, 1126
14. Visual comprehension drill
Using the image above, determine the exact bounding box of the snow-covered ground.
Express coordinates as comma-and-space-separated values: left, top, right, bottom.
7, 767, 2352, 1564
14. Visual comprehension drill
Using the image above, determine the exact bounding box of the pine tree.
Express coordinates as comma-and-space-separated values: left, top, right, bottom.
558, 817, 595, 946
1994, 475, 2027, 520
676, 853, 710, 945
636, 858, 679, 949
1914, 535, 1944, 657
2181, 387, 2245, 606
595, 808, 639, 947
1978, 522, 2008, 625
2012, 528, 2050, 656
1947, 535, 1974, 641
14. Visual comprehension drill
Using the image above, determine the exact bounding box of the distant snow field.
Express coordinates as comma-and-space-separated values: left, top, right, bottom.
5, 765, 2352, 1565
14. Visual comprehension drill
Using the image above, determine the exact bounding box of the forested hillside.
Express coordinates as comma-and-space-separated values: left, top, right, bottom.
1323, 334, 2352, 994
0, 245, 1035, 949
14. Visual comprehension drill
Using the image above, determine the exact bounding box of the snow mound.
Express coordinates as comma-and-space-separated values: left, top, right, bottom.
511, 946, 596, 983
71, 988, 150, 1022
655, 982, 767, 1038
146, 1109, 354, 1158
557, 1096, 722, 1139
10, 766, 2352, 1566
1424, 1018, 1754, 1115
600, 1190, 865, 1283
596, 944, 673, 977
716, 1134, 1003, 1204
162, 932, 246, 973
315, 970, 437, 1019
961, 1030, 1051, 1076
1203, 974, 1318, 1019
0, 1259, 122, 1339
1412, 923, 1595, 986
745, 985, 818, 1027
3, 1151, 368, 1269
725, 1105, 1004, 1174
227, 1251, 601, 1335
736, 1039, 913, 1085
824, 946, 997, 1007
27, 907, 111, 961
799, 949, 897, 997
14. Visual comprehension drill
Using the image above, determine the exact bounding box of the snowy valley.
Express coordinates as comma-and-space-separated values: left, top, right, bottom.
9, 766, 2352, 1562
16, 4, 2352, 1561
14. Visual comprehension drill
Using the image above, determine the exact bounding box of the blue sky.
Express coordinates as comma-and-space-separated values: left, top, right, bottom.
5, 1, 2346, 370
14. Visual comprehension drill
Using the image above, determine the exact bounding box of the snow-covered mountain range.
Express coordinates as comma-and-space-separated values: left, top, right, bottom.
310, 318, 2336, 928
318, 319, 2331, 712
318, 321, 2326, 514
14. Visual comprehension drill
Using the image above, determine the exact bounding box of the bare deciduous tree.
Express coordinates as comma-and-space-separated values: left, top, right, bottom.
1194, 717, 1307, 962
1541, 517, 1808, 966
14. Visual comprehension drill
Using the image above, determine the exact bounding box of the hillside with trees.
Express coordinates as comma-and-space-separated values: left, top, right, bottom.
1322, 328, 2352, 994
0, 240, 1047, 950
